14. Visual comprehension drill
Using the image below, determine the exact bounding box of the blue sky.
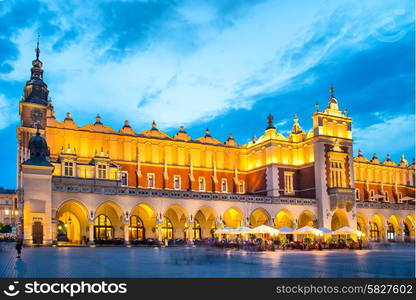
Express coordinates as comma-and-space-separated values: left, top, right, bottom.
0, 0, 414, 189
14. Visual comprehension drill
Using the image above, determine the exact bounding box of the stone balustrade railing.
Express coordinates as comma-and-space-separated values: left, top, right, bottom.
52, 176, 317, 206
356, 201, 414, 211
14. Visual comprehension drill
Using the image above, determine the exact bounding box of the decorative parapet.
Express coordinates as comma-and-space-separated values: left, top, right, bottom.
356, 201, 414, 211
51, 176, 317, 206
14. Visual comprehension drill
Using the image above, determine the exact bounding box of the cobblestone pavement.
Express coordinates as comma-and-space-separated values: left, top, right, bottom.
0, 243, 414, 278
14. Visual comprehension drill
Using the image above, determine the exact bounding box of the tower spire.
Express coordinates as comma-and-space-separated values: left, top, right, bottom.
36, 34, 40, 60
22, 36, 49, 106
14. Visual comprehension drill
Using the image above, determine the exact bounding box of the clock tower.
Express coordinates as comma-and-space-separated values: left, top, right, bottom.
19, 38, 50, 129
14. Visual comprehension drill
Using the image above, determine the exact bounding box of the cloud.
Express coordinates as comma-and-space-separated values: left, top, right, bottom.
0, 0, 413, 133
353, 114, 415, 161
0, 94, 17, 129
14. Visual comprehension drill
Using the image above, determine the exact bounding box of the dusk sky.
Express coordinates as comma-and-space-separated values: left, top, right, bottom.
0, 0, 414, 189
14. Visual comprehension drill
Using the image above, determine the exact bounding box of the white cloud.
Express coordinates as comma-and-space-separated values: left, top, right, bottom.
0, 94, 18, 129
354, 114, 415, 160
0, 0, 412, 131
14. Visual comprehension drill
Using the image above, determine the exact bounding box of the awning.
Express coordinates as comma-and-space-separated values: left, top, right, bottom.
292, 226, 323, 235
332, 226, 359, 235
249, 225, 280, 235
277, 226, 294, 233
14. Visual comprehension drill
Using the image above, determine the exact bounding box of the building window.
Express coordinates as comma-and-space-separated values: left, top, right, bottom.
369, 190, 375, 201
147, 173, 155, 188
387, 223, 395, 241
121, 172, 128, 186
284, 172, 294, 194
64, 161, 74, 177
221, 178, 228, 193
199, 177, 205, 192
329, 160, 346, 188
398, 192, 403, 203
129, 215, 145, 241
173, 175, 181, 190
370, 222, 379, 240
94, 215, 113, 240
355, 188, 360, 201
238, 181, 245, 194
162, 216, 173, 240
97, 164, 107, 179
193, 219, 201, 240
383, 191, 389, 202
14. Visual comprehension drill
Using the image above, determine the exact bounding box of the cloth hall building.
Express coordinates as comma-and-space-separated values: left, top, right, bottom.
17, 44, 415, 246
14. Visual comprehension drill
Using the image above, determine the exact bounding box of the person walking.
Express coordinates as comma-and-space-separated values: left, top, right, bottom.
15, 238, 23, 259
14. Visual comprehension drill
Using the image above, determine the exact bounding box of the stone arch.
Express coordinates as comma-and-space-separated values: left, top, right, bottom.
94, 201, 124, 240
130, 202, 157, 240
56, 199, 89, 244
249, 208, 270, 228
298, 210, 316, 228
223, 206, 244, 229
193, 205, 217, 238
387, 214, 401, 241
331, 209, 349, 231
356, 212, 368, 235
404, 215, 415, 241
370, 213, 386, 241
164, 204, 189, 240
274, 209, 295, 229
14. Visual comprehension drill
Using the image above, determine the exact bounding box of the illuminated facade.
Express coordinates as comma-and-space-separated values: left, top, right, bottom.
0, 187, 18, 227
17, 44, 415, 246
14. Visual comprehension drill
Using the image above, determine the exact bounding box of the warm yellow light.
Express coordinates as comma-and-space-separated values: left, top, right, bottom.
4, 209, 9, 215
58, 225, 62, 230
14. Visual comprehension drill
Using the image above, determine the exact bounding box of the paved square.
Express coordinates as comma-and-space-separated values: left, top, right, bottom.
0, 244, 414, 278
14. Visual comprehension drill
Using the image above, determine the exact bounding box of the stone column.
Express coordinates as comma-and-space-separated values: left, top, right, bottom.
88, 222, 95, 246
123, 223, 130, 245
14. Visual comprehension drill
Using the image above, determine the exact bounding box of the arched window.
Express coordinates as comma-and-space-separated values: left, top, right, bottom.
162, 217, 174, 240
193, 219, 201, 240
129, 215, 145, 241
387, 223, 395, 241
370, 222, 379, 241
94, 214, 113, 240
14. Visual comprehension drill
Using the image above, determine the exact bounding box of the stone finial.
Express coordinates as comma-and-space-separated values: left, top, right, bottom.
95, 114, 102, 124
386, 153, 391, 161
151, 120, 157, 130
358, 149, 363, 157
315, 103, 319, 112
65, 112, 72, 121
205, 128, 211, 137
266, 114, 275, 129
179, 125, 185, 132
123, 120, 130, 128
253, 134, 257, 143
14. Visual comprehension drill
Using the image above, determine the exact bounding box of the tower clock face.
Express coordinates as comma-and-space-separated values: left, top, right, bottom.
31, 108, 43, 123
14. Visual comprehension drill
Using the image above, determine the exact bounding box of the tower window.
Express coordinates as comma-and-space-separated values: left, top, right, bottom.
221, 178, 228, 193
398, 192, 403, 203
147, 173, 155, 188
383, 191, 389, 202
121, 172, 128, 186
173, 175, 181, 190
97, 164, 107, 179
198, 177, 205, 192
63, 161, 74, 177
284, 171, 294, 194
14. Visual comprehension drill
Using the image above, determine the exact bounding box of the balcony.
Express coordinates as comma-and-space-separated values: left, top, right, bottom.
52, 176, 317, 206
